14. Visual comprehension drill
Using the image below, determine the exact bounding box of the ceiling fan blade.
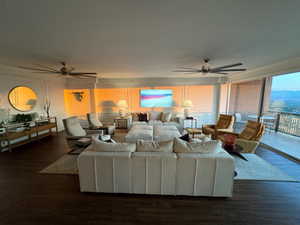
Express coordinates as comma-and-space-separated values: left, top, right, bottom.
33, 64, 59, 72
217, 68, 247, 72
173, 70, 199, 72
183, 72, 200, 74
212, 72, 229, 75
32, 71, 60, 74
210, 63, 243, 72
69, 72, 97, 75
70, 75, 93, 79
177, 67, 198, 70
19, 66, 58, 73
69, 74, 96, 78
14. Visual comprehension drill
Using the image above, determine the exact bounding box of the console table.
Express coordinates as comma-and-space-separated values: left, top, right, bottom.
0, 117, 58, 152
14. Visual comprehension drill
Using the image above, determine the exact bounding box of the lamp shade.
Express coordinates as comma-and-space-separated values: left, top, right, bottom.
182, 100, 193, 108
117, 100, 128, 108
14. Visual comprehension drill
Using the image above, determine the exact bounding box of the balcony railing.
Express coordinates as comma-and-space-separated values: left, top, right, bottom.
273, 111, 300, 137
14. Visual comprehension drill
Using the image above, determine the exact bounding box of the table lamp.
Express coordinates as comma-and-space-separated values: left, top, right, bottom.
182, 100, 193, 118
117, 100, 128, 118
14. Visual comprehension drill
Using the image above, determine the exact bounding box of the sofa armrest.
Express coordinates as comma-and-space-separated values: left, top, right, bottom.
172, 116, 184, 125
236, 139, 259, 153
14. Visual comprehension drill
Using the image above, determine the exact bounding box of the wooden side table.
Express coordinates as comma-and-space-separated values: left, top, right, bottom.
114, 117, 130, 129
186, 128, 202, 138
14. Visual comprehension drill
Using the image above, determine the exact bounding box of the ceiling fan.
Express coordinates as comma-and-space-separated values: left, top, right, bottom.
19, 62, 97, 79
173, 58, 247, 75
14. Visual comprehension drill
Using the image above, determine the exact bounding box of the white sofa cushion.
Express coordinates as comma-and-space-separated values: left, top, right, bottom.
161, 112, 172, 122
92, 137, 136, 152
125, 125, 153, 143
190, 134, 211, 143
173, 138, 221, 153
136, 140, 173, 152
154, 125, 181, 142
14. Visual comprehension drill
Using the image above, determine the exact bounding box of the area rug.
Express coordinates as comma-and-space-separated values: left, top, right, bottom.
40, 154, 78, 175
40, 153, 298, 182
233, 154, 298, 182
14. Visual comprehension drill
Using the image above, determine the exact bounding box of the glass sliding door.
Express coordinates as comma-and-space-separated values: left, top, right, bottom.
228, 79, 263, 131
268, 72, 300, 136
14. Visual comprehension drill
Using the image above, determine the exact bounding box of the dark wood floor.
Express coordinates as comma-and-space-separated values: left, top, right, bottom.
0, 133, 299, 225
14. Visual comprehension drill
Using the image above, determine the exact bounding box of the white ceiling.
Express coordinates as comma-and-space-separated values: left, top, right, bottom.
1, 0, 300, 79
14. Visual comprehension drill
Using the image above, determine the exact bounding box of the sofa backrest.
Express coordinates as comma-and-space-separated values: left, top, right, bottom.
78, 148, 234, 197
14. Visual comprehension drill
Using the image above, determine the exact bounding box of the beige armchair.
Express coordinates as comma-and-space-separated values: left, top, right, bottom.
218, 120, 265, 153
87, 113, 115, 135
202, 114, 235, 139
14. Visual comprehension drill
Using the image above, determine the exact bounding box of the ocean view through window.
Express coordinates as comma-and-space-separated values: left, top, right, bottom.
270, 72, 300, 113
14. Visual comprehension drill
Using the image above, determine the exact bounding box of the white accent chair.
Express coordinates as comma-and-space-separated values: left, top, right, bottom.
87, 113, 115, 135
62, 116, 101, 139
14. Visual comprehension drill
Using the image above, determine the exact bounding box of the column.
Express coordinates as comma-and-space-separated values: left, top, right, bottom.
212, 84, 221, 122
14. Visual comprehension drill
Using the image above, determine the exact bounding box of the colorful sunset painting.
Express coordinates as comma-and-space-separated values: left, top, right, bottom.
140, 89, 173, 107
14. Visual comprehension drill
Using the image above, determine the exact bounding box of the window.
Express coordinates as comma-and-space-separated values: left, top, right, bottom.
269, 72, 300, 113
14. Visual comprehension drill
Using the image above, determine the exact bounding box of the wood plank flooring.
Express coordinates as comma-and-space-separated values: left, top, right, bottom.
0, 132, 299, 225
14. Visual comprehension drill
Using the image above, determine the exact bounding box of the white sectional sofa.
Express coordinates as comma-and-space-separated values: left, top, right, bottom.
130, 111, 184, 133
125, 124, 181, 143
78, 138, 235, 197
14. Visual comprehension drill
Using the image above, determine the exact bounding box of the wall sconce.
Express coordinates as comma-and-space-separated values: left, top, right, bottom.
72, 92, 84, 102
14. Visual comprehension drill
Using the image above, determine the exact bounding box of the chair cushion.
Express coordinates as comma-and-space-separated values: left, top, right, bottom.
92, 136, 136, 152
136, 140, 173, 152
87, 113, 103, 128
64, 117, 87, 136
161, 112, 172, 122
239, 121, 264, 141
173, 138, 220, 153
216, 114, 234, 129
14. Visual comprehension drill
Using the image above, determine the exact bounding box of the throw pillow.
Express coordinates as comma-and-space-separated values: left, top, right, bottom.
161, 112, 172, 122
91, 136, 136, 152
179, 133, 190, 142
132, 113, 139, 121
138, 113, 148, 122
173, 137, 220, 153
148, 111, 162, 121
136, 139, 173, 152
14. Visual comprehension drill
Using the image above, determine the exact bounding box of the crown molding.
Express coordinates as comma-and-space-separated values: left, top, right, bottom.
66, 76, 228, 89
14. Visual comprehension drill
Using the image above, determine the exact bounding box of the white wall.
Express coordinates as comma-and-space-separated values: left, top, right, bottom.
0, 65, 66, 131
